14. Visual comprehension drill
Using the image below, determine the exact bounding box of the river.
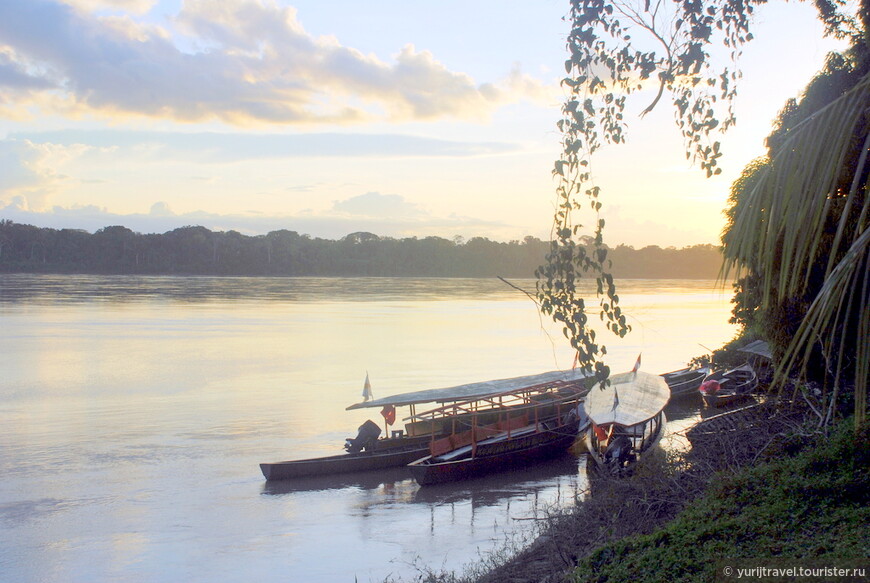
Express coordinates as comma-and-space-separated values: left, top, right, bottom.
0, 275, 737, 582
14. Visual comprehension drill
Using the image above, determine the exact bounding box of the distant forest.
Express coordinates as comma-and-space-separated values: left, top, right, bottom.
0, 220, 723, 278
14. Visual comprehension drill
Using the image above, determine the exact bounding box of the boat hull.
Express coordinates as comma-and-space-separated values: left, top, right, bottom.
701, 392, 753, 408
409, 419, 581, 486
699, 365, 758, 408
662, 367, 709, 398
260, 436, 431, 481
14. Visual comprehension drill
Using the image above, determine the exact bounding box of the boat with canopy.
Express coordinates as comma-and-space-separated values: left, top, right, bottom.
259, 368, 592, 481
407, 378, 590, 485
584, 370, 670, 474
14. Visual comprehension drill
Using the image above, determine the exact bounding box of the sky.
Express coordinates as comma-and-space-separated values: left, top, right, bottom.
0, 0, 849, 248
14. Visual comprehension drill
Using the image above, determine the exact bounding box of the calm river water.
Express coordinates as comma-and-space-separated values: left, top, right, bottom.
0, 275, 736, 583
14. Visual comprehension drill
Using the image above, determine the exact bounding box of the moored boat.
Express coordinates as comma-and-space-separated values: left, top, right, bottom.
698, 364, 758, 408
260, 428, 433, 481
407, 379, 590, 486
661, 365, 711, 398
260, 368, 592, 481
585, 370, 670, 474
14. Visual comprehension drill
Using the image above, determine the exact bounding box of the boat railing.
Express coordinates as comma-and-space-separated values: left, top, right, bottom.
410, 380, 585, 459
429, 413, 531, 457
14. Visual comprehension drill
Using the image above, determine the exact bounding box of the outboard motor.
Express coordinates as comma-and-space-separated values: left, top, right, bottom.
603, 435, 635, 468
344, 419, 382, 453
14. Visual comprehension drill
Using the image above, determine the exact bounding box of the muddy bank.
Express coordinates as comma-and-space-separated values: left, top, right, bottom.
467, 399, 824, 583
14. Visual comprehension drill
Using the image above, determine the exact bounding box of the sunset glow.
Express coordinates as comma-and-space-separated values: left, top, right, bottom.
0, 0, 846, 247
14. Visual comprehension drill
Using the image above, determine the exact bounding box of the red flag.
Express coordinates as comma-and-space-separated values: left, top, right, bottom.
380, 405, 396, 425
593, 423, 609, 443
631, 353, 642, 374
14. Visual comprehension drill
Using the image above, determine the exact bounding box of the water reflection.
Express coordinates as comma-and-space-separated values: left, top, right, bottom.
261, 453, 587, 510
411, 454, 586, 507
261, 467, 415, 495
0, 274, 538, 304
0, 273, 729, 305
0, 275, 735, 583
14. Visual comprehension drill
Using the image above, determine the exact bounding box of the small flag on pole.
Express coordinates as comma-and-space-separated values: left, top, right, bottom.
362, 372, 373, 402
631, 353, 642, 374
611, 385, 620, 412
380, 405, 396, 425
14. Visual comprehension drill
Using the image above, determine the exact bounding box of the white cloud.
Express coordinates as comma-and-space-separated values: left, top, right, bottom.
59, 0, 157, 14
0, 0, 551, 125
0, 195, 512, 241
0, 139, 83, 210
331, 192, 425, 219
11, 129, 521, 162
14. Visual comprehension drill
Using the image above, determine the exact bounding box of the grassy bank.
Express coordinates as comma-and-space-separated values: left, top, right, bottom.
569, 419, 869, 582
400, 403, 868, 583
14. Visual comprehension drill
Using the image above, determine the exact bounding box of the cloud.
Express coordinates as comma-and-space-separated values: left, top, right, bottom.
0, 194, 512, 241
0, 139, 82, 209
59, 0, 157, 14
0, 0, 551, 125
9, 129, 521, 162
0, 137, 105, 210
331, 192, 425, 219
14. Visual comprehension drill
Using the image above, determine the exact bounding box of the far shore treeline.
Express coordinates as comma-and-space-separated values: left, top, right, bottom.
0, 220, 723, 278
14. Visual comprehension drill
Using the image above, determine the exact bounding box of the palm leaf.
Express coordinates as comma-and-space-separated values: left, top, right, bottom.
724, 70, 870, 294
723, 69, 870, 428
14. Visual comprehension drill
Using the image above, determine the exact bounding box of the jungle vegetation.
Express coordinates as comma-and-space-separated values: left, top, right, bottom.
0, 220, 722, 279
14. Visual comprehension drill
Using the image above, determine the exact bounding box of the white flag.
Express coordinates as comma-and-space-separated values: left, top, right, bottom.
362, 372, 373, 402
631, 353, 642, 374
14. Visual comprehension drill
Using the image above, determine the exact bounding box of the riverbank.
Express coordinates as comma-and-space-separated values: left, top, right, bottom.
404, 400, 868, 582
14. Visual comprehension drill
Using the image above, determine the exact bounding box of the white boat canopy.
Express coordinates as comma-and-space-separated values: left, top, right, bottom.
346, 369, 593, 410
584, 371, 670, 427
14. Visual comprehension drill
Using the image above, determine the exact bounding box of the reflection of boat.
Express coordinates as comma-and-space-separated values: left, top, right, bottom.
698, 364, 758, 408
261, 466, 414, 495
408, 380, 589, 486
585, 371, 670, 474
259, 369, 592, 481
411, 452, 584, 506
661, 366, 710, 398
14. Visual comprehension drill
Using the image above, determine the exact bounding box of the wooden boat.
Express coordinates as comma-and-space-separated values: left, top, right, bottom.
698, 364, 758, 408
661, 365, 711, 398
259, 368, 592, 481
260, 429, 434, 481
585, 371, 670, 474
408, 380, 590, 486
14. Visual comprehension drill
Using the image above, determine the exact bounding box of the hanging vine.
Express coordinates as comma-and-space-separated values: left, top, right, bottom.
537, 0, 777, 384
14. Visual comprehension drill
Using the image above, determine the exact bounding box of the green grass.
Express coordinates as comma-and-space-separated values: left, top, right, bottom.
569, 421, 870, 582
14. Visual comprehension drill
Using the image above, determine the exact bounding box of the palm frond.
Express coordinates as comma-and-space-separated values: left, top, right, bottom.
723, 69, 870, 428
724, 70, 870, 296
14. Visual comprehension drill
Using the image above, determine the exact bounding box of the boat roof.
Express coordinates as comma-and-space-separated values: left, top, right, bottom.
406, 379, 587, 422
583, 371, 670, 427
737, 340, 772, 359
346, 368, 593, 410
